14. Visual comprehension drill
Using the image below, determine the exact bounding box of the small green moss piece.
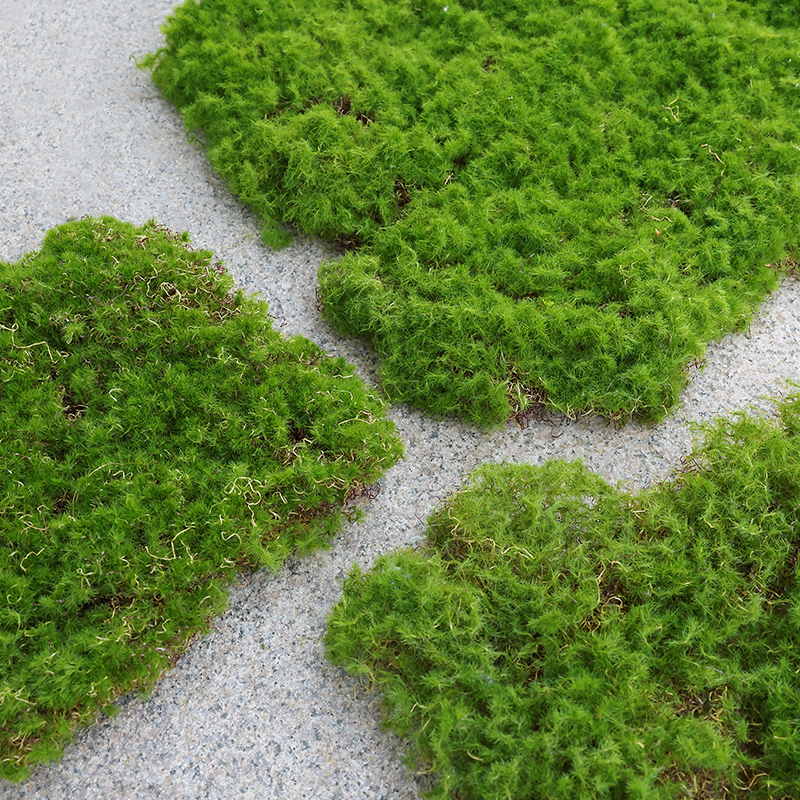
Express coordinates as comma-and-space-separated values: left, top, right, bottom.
0, 216, 402, 782
326, 393, 800, 798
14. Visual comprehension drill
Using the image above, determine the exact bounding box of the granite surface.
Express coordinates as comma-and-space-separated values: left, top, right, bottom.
1, 2, 799, 798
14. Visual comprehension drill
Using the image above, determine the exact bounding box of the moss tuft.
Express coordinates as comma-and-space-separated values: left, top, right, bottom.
147, 0, 800, 424
0, 217, 402, 781
327, 394, 800, 798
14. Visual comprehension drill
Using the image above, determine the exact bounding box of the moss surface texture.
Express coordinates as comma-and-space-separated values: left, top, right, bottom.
327, 393, 800, 799
0, 217, 402, 781
145, 0, 800, 425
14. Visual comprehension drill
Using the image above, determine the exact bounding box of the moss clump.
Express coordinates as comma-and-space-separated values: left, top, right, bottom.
326, 393, 800, 799
145, 0, 800, 425
0, 217, 402, 782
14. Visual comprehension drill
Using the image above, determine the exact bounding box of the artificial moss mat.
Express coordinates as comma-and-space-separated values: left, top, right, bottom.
326, 393, 800, 799
0, 217, 403, 782
144, 0, 800, 426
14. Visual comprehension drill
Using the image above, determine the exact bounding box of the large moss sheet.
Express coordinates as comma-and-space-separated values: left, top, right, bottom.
327, 393, 800, 799
0, 218, 402, 781
147, 0, 800, 424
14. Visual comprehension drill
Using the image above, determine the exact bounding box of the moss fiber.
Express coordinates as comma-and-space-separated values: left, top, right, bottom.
0, 217, 402, 781
145, 0, 800, 425
326, 393, 800, 799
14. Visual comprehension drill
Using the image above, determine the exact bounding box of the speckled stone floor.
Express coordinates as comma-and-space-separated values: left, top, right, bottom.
1, 2, 799, 798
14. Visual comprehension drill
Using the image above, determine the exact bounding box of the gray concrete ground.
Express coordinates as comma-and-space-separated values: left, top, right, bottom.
1, 2, 799, 798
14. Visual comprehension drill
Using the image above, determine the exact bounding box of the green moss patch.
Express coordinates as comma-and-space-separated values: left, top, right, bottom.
0, 217, 402, 781
326, 393, 800, 799
145, 0, 800, 424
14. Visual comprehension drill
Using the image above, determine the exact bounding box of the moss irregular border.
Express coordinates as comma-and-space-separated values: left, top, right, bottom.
145, 0, 800, 425
0, 217, 402, 782
326, 393, 800, 799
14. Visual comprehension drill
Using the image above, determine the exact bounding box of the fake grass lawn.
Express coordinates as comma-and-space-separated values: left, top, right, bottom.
326, 392, 800, 799
145, 0, 800, 425
0, 217, 402, 782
